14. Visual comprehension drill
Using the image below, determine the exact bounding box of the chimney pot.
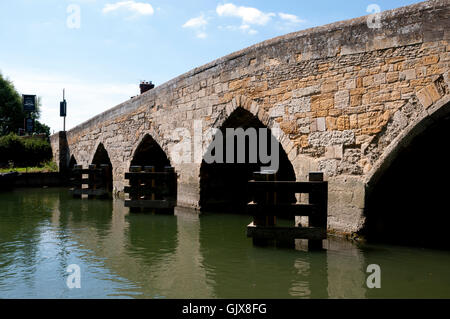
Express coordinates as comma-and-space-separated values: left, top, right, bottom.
140, 81, 155, 94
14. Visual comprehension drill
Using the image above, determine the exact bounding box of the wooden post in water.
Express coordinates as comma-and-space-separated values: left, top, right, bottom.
72, 165, 82, 199
144, 166, 155, 213
308, 172, 327, 250
252, 170, 277, 245
100, 164, 111, 199
88, 164, 97, 199
164, 166, 177, 206
129, 166, 142, 212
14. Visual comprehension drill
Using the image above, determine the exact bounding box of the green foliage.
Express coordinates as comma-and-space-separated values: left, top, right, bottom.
1, 72, 49, 136
35, 120, 51, 137
0, 133, 52, 167
0, 73, 25, 135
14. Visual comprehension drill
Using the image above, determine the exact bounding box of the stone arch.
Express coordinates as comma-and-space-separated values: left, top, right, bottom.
91, 142, 113, 192
129, 133, 171, 170
127, 125, 173, 169
363, 94, 450, 247
199, 103, 297, 213
365, 95, 450, 188
215, 95, 296, 158
89, 138, 108, 166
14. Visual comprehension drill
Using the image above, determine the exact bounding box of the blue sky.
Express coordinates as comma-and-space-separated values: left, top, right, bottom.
0, 0, 423, 133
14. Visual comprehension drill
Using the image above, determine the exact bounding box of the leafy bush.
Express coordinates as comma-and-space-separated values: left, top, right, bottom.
0, 133, 52, 167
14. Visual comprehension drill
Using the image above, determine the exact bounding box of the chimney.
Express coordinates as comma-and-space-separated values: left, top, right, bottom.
140, 81, 155, 94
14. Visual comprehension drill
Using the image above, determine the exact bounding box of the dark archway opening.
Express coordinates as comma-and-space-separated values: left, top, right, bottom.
364, 110, 450, 249
200, 107, 296, 214
68, 155, 77, 169
130, 135, 171, 170
129, 134, 175, 213
91, 143, 113, 193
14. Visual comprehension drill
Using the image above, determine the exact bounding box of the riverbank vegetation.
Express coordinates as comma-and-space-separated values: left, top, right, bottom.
0, 161, 58, 173
0, 133, 53, 168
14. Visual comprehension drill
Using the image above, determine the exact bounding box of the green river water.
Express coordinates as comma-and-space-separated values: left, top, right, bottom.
0, 188, 449, 299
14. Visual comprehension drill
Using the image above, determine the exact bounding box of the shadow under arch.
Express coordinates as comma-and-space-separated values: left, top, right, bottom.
68, 155, 77, 169
199, 107, 296, 214
129, 134, 176, 213
130, 134, 171, 170
363, 99, 450, 249
91, 143, 113, 193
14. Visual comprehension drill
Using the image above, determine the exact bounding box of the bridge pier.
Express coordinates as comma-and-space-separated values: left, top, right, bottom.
50, 131, 69, 174
175, 163, 201, 210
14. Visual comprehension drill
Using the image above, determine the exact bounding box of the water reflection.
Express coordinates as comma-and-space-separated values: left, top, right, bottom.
0, 188, 449, 298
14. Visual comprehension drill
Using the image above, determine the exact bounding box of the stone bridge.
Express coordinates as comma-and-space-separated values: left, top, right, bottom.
51, 0, 450, 237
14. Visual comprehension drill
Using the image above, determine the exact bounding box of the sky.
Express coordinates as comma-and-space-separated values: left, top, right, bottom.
0, 0, 424, 133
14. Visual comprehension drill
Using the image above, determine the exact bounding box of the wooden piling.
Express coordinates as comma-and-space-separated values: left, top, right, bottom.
307, 172, 327, 250
69, 164, 111, 199
71, 165, 82, 199
246, 171, 328, 250
124, 166, 177, 212
129, 165, 143, 212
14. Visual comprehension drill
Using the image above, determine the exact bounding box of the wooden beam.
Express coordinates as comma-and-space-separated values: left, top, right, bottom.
247, 203, 317, 217
247, 181, 327, 194
124, 186, 170, 196
70, 188, 108, 196
246, 222, 326, 241
124, 199, 176, 208
125, 172, 176, 179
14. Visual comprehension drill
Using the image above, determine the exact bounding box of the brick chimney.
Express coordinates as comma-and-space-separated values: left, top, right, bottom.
140, 81, 155, 94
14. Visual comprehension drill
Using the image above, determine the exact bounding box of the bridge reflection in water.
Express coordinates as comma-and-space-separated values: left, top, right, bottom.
1, 188, 450, 298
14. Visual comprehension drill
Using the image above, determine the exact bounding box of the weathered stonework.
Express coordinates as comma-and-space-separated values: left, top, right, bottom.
51, 0, 450, 236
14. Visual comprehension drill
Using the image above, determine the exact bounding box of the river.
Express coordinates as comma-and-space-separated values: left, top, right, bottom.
0, 188, 449, 298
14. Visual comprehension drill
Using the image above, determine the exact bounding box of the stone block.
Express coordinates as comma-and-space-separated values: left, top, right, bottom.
425, 83, 441, 103
422, 55, 439, 65
292, 85, 320, 98
317, 117, 326, 132
288, 97, 311, 113
269, 104, 285, 118
399, 69, 416, 80
325, 144, 343, 159
308, 130, 355, 147
416, 87, 433, 109
335, 90, 350, 109
386, 72, 399, 83
322, 80, 338, 93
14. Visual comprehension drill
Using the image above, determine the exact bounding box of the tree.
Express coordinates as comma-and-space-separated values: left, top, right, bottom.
0, 72, 25, 135
35, 120, 50, 136
0, 72, 50, 137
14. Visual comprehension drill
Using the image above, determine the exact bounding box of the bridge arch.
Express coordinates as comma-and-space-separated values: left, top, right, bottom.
214, 95, 295, 157
363, 95, 450, 247
199, 102, 296, 213
91, 142, 113, 193
129, 133, 171, 170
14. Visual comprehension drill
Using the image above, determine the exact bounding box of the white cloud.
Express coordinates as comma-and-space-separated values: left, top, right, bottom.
216, 3, 275, 26
183, 14, 208, 39
278, 13, 305, 24
183, 15, 208, 29
102, 1, 154, 16
238, 24, 257, 35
